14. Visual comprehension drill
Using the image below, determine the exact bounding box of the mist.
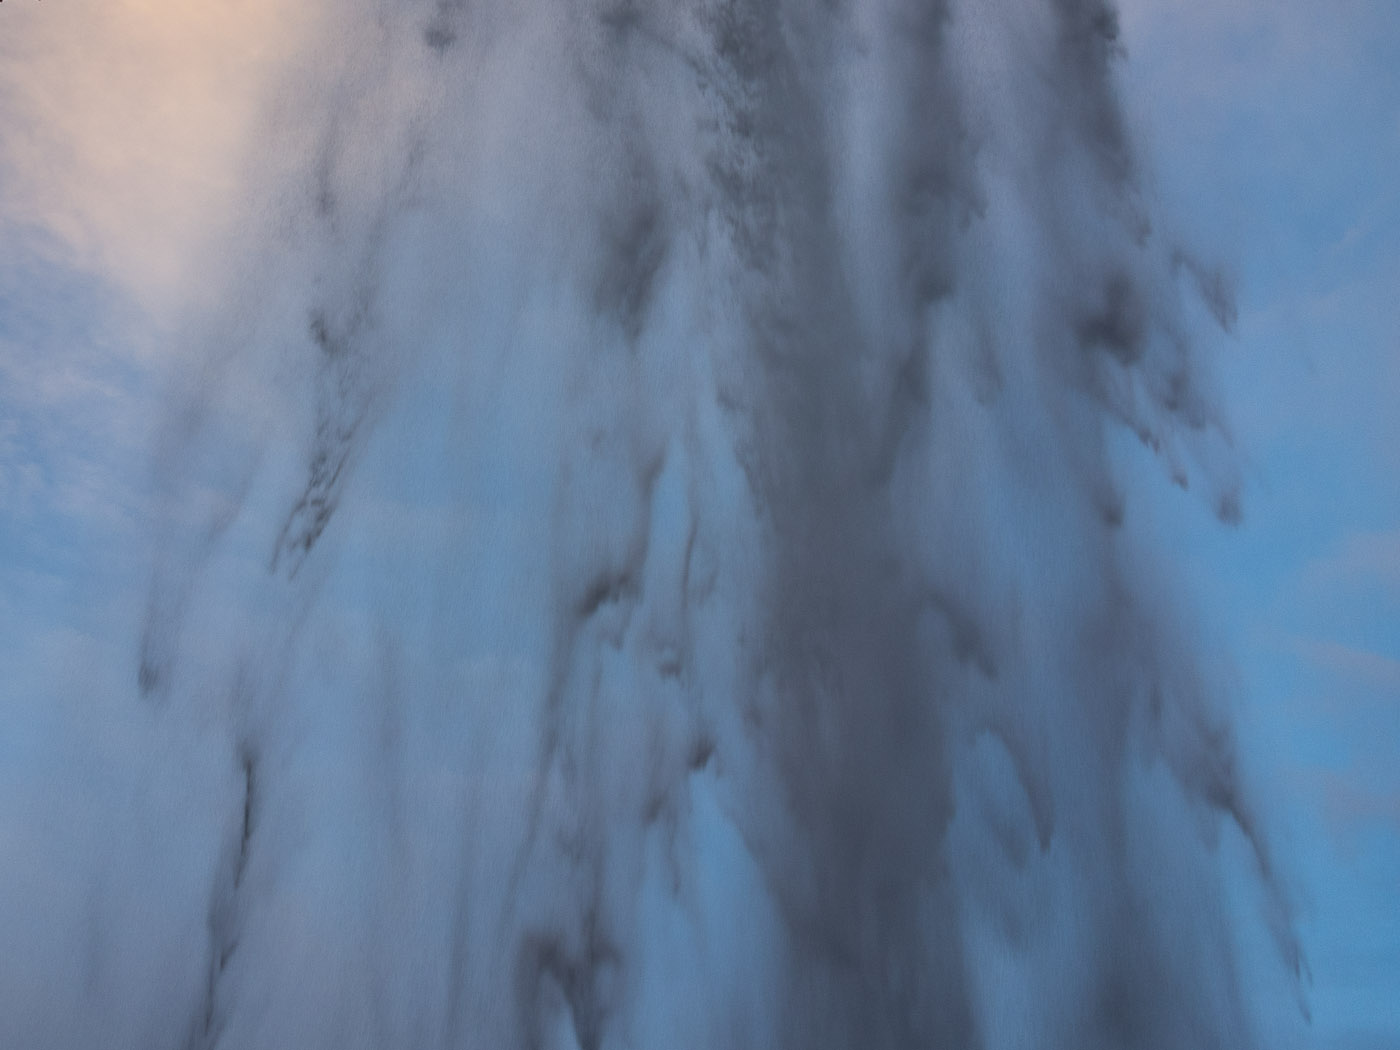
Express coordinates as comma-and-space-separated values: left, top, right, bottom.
1, 1, 1303, 1048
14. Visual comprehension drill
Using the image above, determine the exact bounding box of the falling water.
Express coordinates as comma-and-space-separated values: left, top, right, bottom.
11, 1, 1304, 1047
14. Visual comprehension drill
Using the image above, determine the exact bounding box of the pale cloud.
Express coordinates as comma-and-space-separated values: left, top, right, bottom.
0, 0, 324, 630
0, 0, 316, 325
1292, 636, 1400, 695
1301, 530, 1400, 598
1317, 772, 1400, 833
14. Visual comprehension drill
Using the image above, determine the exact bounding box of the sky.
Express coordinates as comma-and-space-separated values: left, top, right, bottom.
1, 1, 1397, 1047
1114, 1, 1400, 1044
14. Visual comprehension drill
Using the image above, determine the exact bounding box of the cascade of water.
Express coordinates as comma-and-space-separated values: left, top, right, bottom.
10, 2, 1303, 1048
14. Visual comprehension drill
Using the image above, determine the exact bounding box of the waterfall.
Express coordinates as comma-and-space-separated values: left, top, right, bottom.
6, 2, 1302, 1048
